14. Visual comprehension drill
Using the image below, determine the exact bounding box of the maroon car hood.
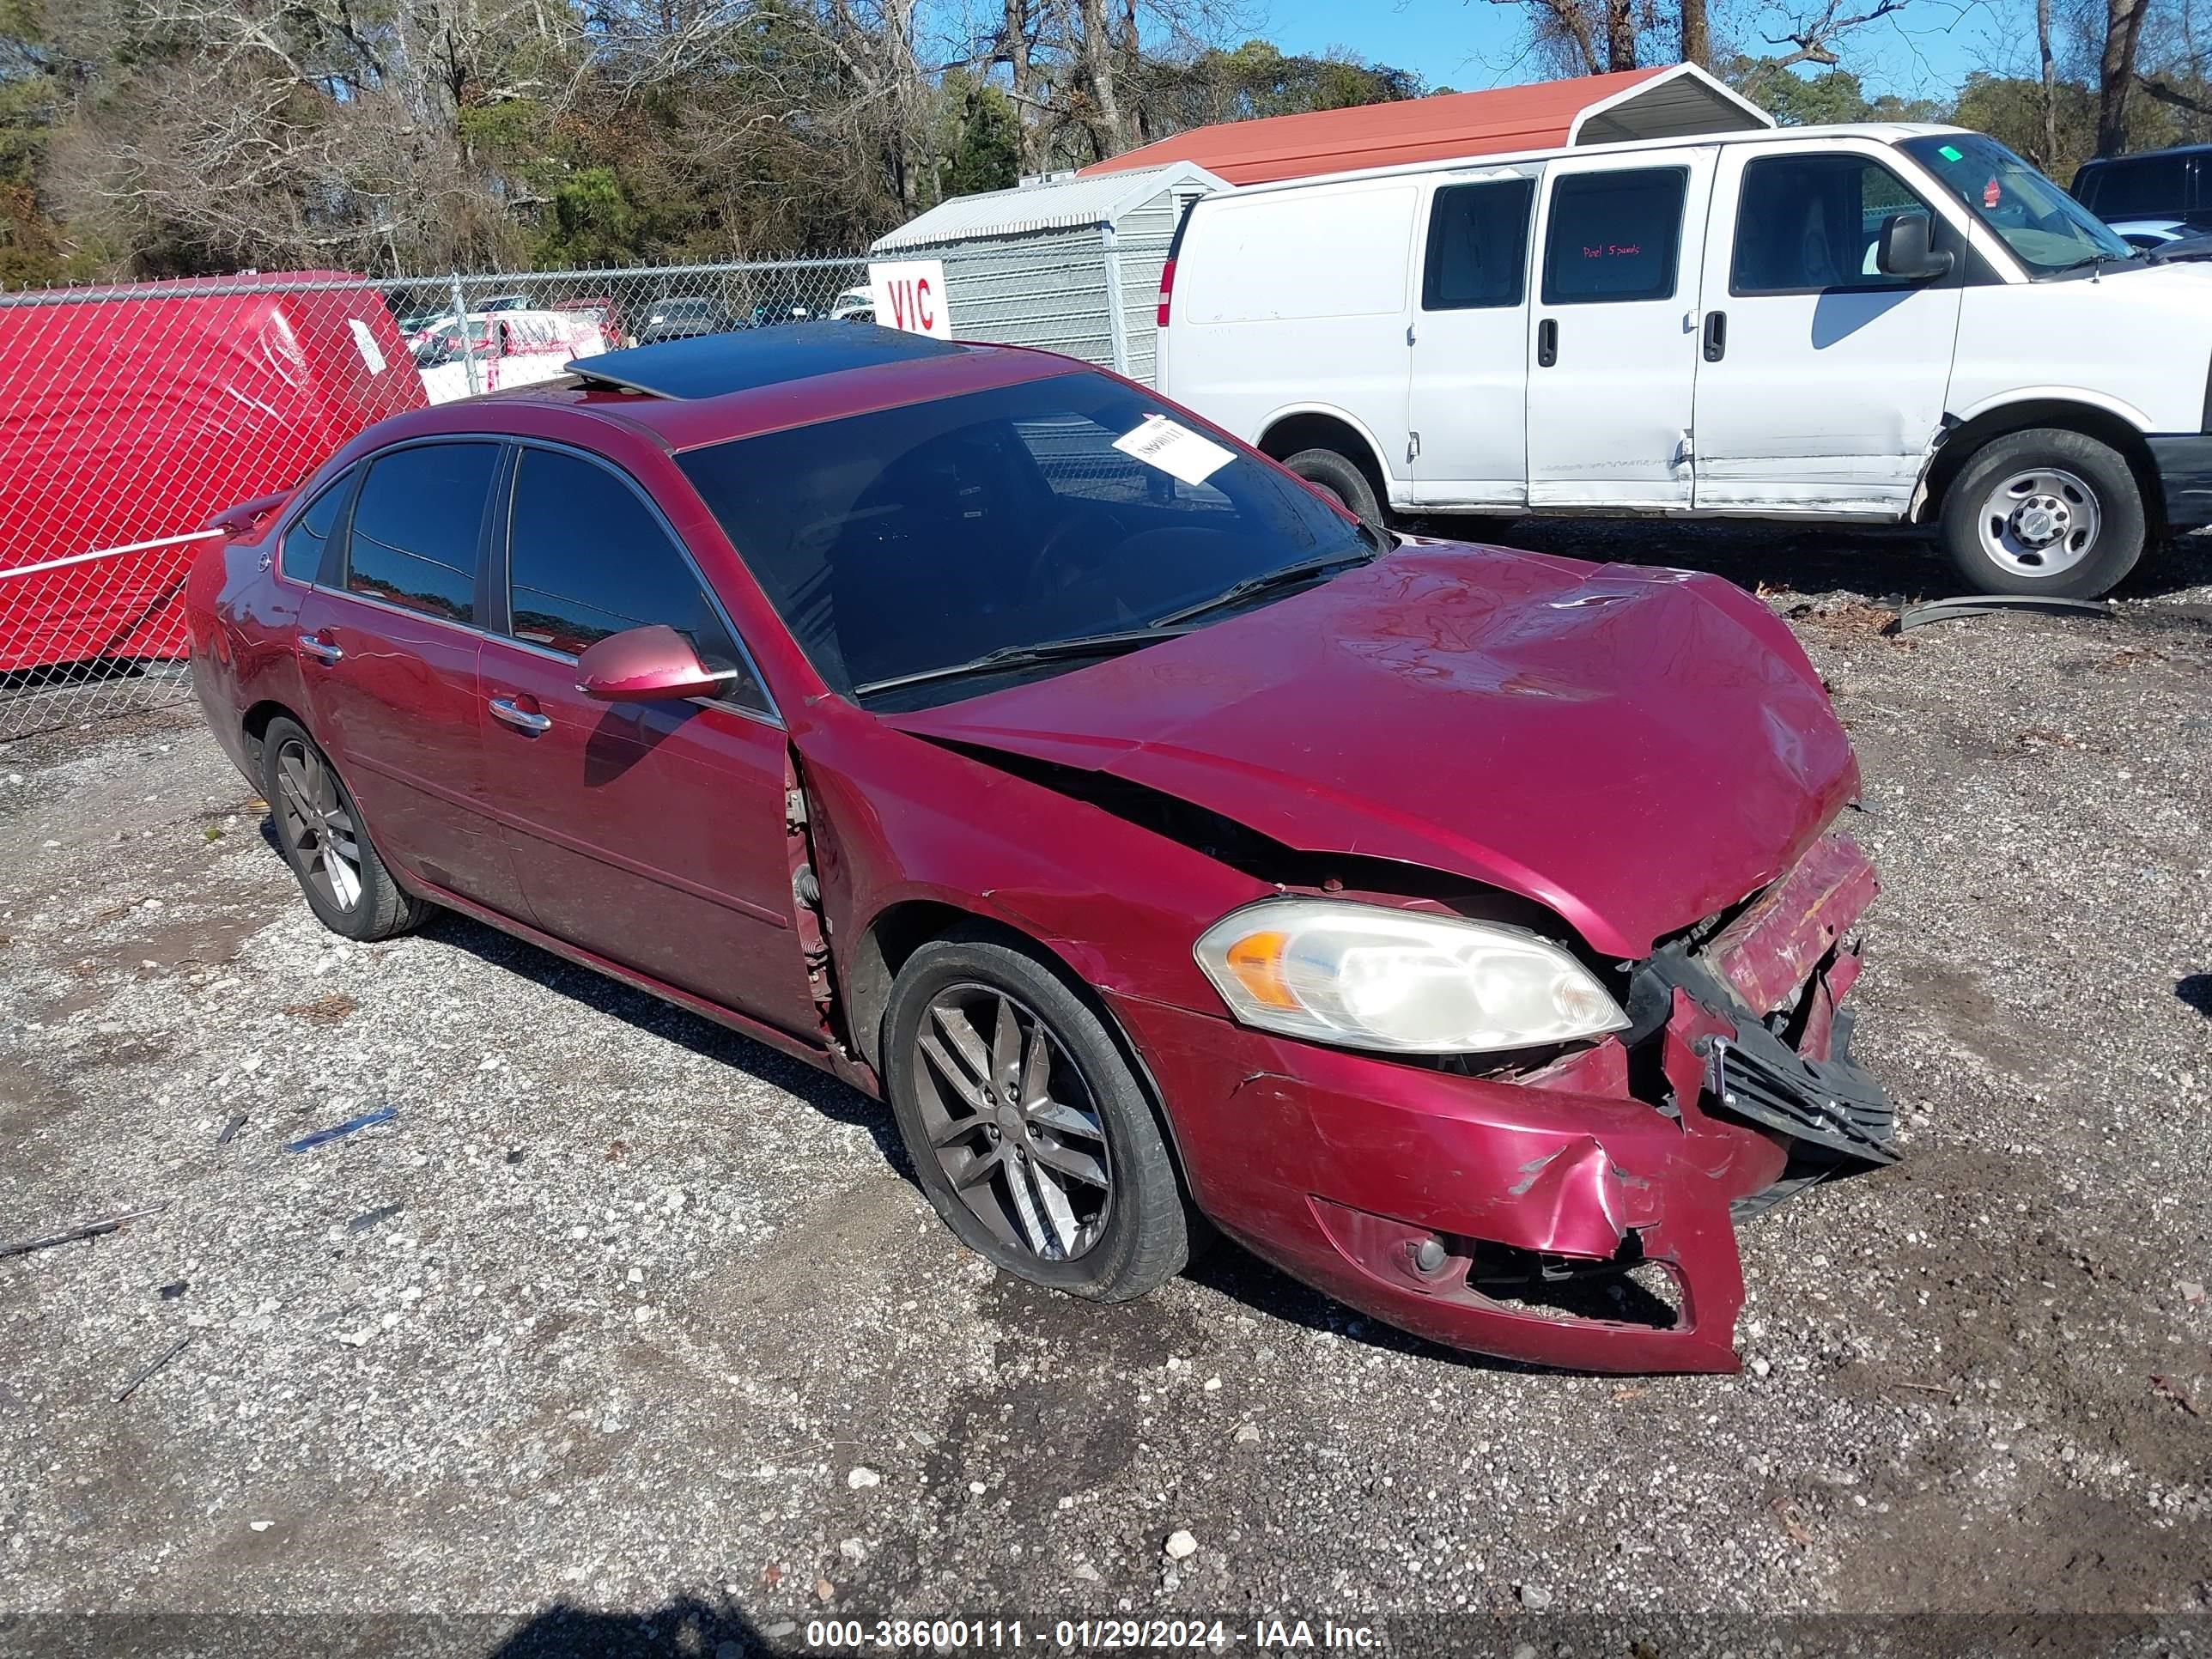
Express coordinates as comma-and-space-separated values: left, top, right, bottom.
887, 543, 1859, 958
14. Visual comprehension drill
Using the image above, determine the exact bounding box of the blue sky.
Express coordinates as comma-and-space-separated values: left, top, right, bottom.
1255, 0, 2014, 103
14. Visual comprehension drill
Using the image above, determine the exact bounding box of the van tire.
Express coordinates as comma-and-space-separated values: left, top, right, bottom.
1282, 447, 1384, 532
1938, 428, 2146, 599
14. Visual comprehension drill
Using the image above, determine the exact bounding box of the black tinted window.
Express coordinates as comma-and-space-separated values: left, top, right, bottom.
1734, 154, 1929, 293
1424, 179, 1535, 310
1541, 167, 1687, 304
2075, 155, 2187, 217
506, 449, 765, 708
676, 374, 1368, 708
345, 444, 496, 623
281, 472, 351, 584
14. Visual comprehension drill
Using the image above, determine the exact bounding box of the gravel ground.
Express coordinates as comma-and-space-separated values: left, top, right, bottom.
2, 524, 2209, 1656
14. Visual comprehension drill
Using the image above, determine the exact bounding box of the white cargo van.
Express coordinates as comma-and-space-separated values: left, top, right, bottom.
1157, 124, 2212, 596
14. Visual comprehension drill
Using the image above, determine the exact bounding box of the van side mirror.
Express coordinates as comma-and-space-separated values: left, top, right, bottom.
1877, 213, 1953, 281
574, 624, 732, 702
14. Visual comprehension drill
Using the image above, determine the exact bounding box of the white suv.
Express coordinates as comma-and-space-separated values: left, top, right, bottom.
1157, 124, 2212, 597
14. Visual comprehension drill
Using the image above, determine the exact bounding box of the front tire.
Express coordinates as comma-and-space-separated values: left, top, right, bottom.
1281, 446, 1385, 533
260, 717, 425, 942
882, 932, 1191, 1303
1939, 428, 2146, 598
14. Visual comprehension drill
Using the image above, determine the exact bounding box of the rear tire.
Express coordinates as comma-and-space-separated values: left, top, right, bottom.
260, 717, 426, 942
1938, 428, 2146, 598
1281, 446, 1385, 533
882, 931, 1191, 1303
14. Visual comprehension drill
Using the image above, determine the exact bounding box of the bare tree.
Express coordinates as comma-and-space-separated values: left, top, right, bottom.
2097, 0, 2150, 151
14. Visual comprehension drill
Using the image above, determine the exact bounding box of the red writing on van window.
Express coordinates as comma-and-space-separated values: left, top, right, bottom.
1581, 243, 1644, 259
884, 276, 936, 332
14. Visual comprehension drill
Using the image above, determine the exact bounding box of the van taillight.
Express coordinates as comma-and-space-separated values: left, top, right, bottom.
1156, 259, 1176, 328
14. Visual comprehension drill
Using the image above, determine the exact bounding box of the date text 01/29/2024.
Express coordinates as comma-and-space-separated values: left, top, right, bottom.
801, 1618, 1382, 1650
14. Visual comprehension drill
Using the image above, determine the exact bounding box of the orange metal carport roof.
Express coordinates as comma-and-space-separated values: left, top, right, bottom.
1080, 64, 1771, 186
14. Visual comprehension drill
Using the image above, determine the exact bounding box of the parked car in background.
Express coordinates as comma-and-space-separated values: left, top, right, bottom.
413, 307, 605, 403
2070, 143, 2209, 231
637, 295, 741, 343
1161, 124, 2212, 598
186, 325, 1893, 1376
554, 296, 625, 349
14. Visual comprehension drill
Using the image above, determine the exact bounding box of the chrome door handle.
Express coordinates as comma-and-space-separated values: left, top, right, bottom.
296, 635, 343, 665
488, 696, 551, 734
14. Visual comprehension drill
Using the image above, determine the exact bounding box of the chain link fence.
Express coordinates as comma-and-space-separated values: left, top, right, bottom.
0, 244, 1164, 744
0, 257, 880, 744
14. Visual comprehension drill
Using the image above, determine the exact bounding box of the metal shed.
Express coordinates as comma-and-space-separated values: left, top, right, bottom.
1081, 64, 1772, 187
869, 161, 1227, 386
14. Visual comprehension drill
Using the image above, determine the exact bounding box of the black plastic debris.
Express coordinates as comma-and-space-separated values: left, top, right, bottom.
115, 1334, 191, 1403
1899, 594, 2116, 632
0, 1202, 169, 1261
283, 1103, 397, 1154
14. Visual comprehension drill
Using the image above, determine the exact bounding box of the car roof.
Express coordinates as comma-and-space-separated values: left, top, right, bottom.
453, 325, 1085, 453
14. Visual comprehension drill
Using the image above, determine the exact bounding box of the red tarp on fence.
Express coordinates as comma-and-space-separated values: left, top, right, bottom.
0, 272, 425, 672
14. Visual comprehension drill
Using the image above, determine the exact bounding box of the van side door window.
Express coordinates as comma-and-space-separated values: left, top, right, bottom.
1540, 167, 1688, 305
1524, 153, 1712, 509
1730, 153, 1928, 293
1406, 176, 1537, 508
1689, 143, 1963, 514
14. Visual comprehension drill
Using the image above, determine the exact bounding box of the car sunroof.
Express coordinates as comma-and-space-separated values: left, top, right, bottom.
568, 322, 965, 400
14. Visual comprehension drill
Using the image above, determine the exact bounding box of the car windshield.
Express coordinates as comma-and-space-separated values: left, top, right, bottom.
1898, 132, 2136, 274
677, 373, 1374, 709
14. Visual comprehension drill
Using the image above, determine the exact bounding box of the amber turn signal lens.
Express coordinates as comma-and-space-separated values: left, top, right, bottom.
1222, 930, 1298, 1009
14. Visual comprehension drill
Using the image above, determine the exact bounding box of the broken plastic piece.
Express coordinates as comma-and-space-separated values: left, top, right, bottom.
283, 1103, 398, 1153
0, 1202, 170, 1261
1898, 595, 2114, 631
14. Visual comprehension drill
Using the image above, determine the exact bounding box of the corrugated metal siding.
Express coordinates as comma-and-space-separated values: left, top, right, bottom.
939, 228, 1118, 371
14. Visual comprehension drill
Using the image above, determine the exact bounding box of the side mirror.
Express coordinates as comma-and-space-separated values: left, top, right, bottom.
1877, 213, 1953, 281
574, 624, 732, 702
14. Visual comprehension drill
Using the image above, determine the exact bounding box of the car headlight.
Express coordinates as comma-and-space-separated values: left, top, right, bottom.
1194, 897, 1629, 1054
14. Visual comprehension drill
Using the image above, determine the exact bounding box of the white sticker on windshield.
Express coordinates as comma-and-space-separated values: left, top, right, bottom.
1113, 415, 1235, 487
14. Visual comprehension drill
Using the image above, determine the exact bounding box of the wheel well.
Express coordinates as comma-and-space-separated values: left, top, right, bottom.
1256, 413, 1390, 509
840, 899, 1196, 1188
239, 699, 300, 775
1921, 401, 2163, 532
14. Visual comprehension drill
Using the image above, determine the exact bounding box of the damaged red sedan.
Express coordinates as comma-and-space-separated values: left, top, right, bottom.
186, 325, 1893, 1374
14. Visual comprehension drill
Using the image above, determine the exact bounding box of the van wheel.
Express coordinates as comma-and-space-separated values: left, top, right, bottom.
1939, 428, 2146, 598
1282, 447, 1384, 532
882, 932, 1192, 1303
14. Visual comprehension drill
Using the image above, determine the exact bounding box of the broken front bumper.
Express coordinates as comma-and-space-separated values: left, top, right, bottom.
1112, 830, 1891, 1375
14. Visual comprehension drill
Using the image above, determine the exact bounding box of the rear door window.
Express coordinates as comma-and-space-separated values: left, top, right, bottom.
281, 471, 353, 585
1540, 167, 1688, 304
1423, 178, 1536, 310
503, 447, 769, 712
344, 443, 498, 624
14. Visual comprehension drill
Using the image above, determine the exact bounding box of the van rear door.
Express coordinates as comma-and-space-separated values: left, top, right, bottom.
1525, 148, 1716, 508
1688, 137, 1962, 516
1406, 168, 1539, 508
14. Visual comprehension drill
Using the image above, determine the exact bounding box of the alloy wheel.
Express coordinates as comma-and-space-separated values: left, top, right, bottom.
1977, 466, 2101, 578
272, 738, 363, 912
912, 983, 1113, 1261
